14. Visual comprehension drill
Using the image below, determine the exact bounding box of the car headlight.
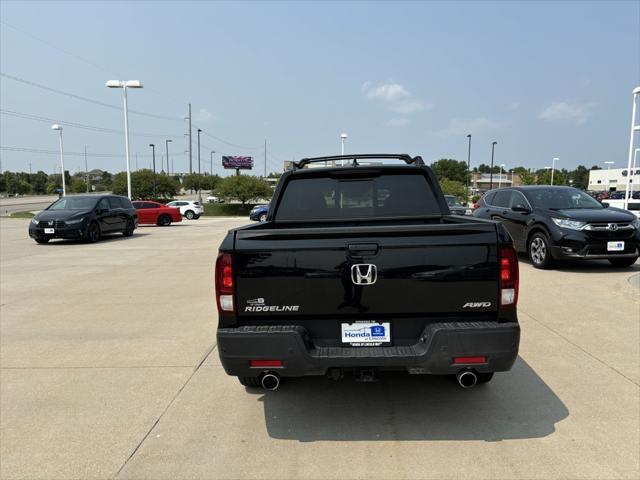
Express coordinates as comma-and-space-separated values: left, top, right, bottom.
551, 218, 586, 231
66, 217, 84, 225
31, 217, 39, 225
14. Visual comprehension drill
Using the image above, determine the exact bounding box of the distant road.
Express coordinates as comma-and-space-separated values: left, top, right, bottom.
0, 192, 110, 216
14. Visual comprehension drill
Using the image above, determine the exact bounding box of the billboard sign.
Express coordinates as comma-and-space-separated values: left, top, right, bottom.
222, 156, 253, 170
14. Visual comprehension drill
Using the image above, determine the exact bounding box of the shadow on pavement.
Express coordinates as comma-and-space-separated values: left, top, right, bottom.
43, 232, 151, 245
257, 357, 568, 442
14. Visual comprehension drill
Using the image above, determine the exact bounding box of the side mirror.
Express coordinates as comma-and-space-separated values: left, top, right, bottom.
511, 204, 531, 213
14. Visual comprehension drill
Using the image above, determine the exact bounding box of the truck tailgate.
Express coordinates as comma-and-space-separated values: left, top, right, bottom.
233, 221, 499, 321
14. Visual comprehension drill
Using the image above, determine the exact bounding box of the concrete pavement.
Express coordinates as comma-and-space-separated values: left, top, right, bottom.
1, 217, 638, 479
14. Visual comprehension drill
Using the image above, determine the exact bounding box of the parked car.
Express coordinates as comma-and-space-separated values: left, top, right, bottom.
165, 200, 204, 219
132, 201, 182, 226
249, 204, 269, 222
28, 195, 137, 244
444, 195, 471, 215
207, 195, 224, 204
216, 153, 520, 390
473, 186, 640, 268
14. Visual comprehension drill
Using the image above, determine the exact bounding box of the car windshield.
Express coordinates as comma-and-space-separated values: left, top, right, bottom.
527, 189, 603, 210
48, 197, 97, 210
445, 196, 461, 207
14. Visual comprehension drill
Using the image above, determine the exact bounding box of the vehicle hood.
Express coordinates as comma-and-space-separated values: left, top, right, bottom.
546, 207, 634, 223
35, 210, 91, 221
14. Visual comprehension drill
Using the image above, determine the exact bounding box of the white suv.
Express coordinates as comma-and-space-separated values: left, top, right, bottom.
166, 200, 204, 220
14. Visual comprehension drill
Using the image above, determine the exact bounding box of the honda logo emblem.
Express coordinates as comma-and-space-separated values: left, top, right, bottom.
607, 223, 619, 231
48, 221, 54, 226
351, 264, 377, 285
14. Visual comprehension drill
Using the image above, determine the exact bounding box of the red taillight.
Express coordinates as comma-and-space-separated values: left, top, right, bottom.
453, 356, 487, 364
250, 360, 283, 368
499, 246, 519, 308
215, 253, 234, 313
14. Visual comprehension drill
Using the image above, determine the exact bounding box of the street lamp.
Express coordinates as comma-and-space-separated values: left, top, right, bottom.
149, 143, 156, 199
210, 151, 216, 176
106, 79, 143, 199
466, 134, 472, 199
489, 141, 497, 190
550, 157, 559, 185
340, 133, 348, 166
498, 164, 505, 188
197, 129, 202, 203
51, 124, 66, 196
165, 139, 172, 175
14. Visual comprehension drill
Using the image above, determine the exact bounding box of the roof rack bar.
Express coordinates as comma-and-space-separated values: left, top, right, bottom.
293, 154, 424, 170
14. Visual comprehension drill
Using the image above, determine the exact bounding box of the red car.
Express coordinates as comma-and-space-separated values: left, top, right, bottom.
132, 201, 182, 226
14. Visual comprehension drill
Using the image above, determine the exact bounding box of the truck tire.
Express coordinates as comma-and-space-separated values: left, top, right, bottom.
238, 376, 262, 388
476, 372, 494, 384
608, 257, 638, 267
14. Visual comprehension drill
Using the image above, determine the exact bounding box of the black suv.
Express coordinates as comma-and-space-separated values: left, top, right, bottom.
473, 186, 640, 268
28, 195, 137, 244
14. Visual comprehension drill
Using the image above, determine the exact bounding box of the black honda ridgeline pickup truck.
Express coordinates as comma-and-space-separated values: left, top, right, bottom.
215, 154, 520, 390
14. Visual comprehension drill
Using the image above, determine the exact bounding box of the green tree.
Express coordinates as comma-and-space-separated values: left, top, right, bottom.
438, 178, 466, 202
112, 169, 179, 199
216, 175, 272, 205
431, 159, 469, 183
70, 178, 88, 194
30, 171, 49, 194
518, 170, 537, 185
477, 163, 501, 174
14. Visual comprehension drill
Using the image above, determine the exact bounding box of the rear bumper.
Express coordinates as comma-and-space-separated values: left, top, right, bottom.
217, 321, 520, 377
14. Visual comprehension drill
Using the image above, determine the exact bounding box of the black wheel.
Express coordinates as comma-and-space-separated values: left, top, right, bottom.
193, 215, 200, 220
259, 213, 267, 222
35, 238, 49, 244
238, 376, 262, 388
608, 257, 638, 267
528, 232, 554, 269
86, 222, 101, 243
185, 210, 195, 220
123, 218, 135, 236
476, 372, 494, 384
157, 214, 171, 227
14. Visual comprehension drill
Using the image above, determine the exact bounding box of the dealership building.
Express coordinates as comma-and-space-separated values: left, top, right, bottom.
587, 167, 640, 191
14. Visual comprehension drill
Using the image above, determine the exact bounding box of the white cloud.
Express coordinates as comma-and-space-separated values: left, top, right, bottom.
385, 118, 409, 128
363, 81, 429, 115
435, 117, 505, 137
538, 101, 594, 125
192, 108, 214, 122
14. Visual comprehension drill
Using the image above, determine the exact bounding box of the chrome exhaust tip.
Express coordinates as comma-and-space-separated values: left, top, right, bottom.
456, 370, 477, 389
260, 372, 280, 391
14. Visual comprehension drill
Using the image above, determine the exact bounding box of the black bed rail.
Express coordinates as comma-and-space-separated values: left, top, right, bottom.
293, 154, 425, 170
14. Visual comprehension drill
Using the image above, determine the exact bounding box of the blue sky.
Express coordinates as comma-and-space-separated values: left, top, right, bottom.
1, 1, 638, 176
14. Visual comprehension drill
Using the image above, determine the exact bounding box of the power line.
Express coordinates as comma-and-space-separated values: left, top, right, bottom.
0, 72, 182, 122
196, 127, 263, 150
1, 109, 182, 139
1, 146, 153, 158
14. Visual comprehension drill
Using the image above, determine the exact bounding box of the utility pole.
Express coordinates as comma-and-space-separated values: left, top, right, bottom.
135, 152, 138, 171
165, 139, 172, 176
197, 129, 202, 203
149, 143, 156, 199
188, 103, 193, 174
28, 162, 32, 175
264, 139, 267, 178
210, 151, 215, 176
466, 134, 472, 201
489, 141, 497, 190
84, 146, 89, 192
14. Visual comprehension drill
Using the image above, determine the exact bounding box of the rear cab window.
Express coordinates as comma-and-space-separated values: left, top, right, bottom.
274, 170, 442, 221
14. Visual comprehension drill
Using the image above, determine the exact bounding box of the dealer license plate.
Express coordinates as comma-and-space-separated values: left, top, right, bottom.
44, 228, 55, 234
607, 241, 624, 252
341, 322, 390, 346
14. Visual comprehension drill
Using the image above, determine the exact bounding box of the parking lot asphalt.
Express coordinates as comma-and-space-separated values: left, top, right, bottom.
1, 217, 639, 480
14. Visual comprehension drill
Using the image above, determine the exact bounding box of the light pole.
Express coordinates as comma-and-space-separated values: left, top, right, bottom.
630, 148, 639, 198
489, 141, 497, 190
51, 124, 66, 196
106, 80, 143, 199
149, 143, 156, 199
466, 134, 472, 199
165, 139, 172, 175
210, 151, 216, 176
340, 133, 348, 166
498, 164, 505, 188
550, 157, 559, 185
197, 129, 202, 203
624, 86, 640, 209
